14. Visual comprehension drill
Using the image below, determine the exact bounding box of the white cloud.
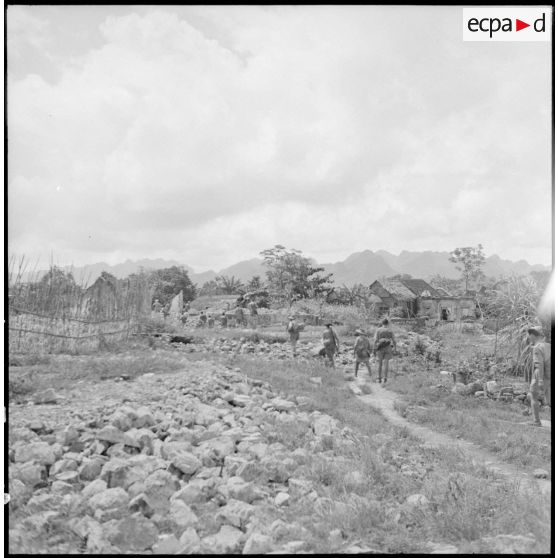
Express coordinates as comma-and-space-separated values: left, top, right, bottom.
7, 6, 552, 270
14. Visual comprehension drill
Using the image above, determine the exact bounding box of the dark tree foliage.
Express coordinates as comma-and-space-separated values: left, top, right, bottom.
260, 245, 334, 302
149, 266, 196, 305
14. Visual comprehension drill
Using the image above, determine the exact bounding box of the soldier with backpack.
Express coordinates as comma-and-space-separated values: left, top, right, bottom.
526, 326, 551, 426
353, 329, 372, 378
322, 323, 340, 368
286, 315, 302, 357
373, 318, 397, 384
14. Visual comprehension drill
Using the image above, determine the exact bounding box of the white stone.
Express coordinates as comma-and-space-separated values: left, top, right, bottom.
274, 492, 290, 506
242, 533, 274, 554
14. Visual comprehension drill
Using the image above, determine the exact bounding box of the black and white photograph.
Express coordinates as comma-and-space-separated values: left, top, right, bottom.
6, 4, 553, 555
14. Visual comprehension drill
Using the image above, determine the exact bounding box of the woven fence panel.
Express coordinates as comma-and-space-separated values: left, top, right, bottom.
9, 310, 133, 353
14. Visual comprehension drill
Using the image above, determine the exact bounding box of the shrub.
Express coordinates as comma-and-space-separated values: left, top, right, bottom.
8, 375, 35, 402
136, 315, 179, 335
413, 336, 427, 355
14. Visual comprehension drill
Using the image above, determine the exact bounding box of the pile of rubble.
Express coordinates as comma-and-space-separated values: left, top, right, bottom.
451, 378, 529, 403
8, 361, 361, 554
167, 335, 360, 366
396, 331, 442, 362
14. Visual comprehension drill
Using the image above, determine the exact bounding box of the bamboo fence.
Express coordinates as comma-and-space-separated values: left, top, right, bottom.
8, 257, 153, 354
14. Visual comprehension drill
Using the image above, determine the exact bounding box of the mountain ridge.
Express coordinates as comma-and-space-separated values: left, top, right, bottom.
18, 251, 549, 287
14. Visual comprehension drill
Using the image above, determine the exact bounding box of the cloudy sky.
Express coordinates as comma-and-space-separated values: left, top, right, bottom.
8, 5, 552, 271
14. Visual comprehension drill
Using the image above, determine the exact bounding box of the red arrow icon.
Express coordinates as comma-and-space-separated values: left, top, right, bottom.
516, 19, 530, 31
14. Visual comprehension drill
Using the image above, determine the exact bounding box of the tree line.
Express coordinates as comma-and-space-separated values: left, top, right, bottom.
10, 244, 550, 325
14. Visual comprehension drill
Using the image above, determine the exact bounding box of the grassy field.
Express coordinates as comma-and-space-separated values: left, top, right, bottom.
383, 326, 551, 473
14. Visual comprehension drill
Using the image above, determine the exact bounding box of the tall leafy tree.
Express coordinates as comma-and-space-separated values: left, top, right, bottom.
260, 245, 333, 303
246, 275, 263, 291
150, 266, 196, 305
39, 266, 78, 293
338, 283, 370, 306
199, 279, 220, 296
429, 274, 463, 295
449, 244, 486, 291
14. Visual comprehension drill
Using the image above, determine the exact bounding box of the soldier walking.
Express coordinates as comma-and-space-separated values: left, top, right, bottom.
322, 323, 340, 368
527, 326, 551, 426
287, 315, 301, 357
373, 318, 397, 384
353, 329, 372, 378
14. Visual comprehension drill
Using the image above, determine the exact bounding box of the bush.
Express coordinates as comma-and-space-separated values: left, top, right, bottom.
9, 354, 51, 367
413, 336, 427, 355
8, 375, 35, 402
136, 315, 179, 335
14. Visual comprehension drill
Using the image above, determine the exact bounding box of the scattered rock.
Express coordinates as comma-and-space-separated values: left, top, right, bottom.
152, 533, 182, 554
405, 493, 431, 507
312, 415, 337, 437
216, 498, 255, 529
270, 398, 296, 412
343, 470, 367, 490
96, 426, 133, 446
81, 478, 108, 500
105, 513, 159, 551
469, 534, 537, 554
485, 381, 499, 395
533, 468, 549, 479
328, 528, 343, 547
14, 442, 56, 466
179, 527, 202, 553
168, 499, 199, 532
427, 542, 459, 554
33, 388, 59, 405
88, 487, 130, 521
243, 532, 274, 554
274, 492, 290, 506
202, 524, 245, 553
11, 462, 46, 487
222, 476, 259, 504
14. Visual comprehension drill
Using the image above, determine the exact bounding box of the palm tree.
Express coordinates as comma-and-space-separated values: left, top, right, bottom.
216, 275, 245, 295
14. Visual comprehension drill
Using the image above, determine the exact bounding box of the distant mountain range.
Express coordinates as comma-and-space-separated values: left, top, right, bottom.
21, 251, 549, 288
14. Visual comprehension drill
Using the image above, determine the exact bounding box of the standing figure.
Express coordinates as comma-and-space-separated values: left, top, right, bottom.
373, 318, 397, 384
353, 329, 372, 378
286, 315, 301, 357
162, 303, 171, 319
198, 311, 207, 327
527, 326, 551, 426
220, 312, 228, 328
247, 299, 258, 329
152, 299, 162, 314
235, 305, 246, 328
322, 323, 340, 368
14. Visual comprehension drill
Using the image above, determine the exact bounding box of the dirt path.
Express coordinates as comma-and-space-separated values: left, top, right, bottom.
350, 375, 551, 496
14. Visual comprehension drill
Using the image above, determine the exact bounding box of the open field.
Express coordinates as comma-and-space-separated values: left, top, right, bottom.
8, 328, 552, 554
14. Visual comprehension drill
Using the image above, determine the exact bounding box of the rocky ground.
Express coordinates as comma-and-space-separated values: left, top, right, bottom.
8, 359, 378, 554
8, 326, 550, 554
168, 329, 530, 404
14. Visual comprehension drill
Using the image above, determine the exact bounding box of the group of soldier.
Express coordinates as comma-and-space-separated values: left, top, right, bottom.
152, 296, 551, 422
287, 315, 398, 384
